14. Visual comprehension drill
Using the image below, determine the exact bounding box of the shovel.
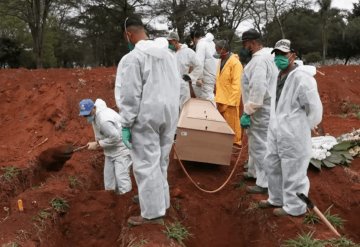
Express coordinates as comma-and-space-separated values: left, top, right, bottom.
38, 144, 88, 171
297, 193, 341, 237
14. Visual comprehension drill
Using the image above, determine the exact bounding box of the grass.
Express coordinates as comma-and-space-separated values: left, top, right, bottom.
284, 233, 359, 247
1, 242, 19, 247
164, 221, 191, 245
15, 229, 31, 242
0, 166, 20, 182
245, 201, 260, 212
32, 209, 52, 233
303, 211, 320, 224
174, 199, 181, 211
324, 205, 345, 229
68, 175, 81, 189
233, 179, 246, 189
127, 238, 149, 247
325, 236, 359, 247
282, 232, 324, 247
50, 197, 70, 213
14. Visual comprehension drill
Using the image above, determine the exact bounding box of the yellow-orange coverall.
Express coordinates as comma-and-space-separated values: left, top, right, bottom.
215, 54, 243, 145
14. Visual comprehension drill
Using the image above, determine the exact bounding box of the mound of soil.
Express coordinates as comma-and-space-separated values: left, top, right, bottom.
0, 66, 359, 246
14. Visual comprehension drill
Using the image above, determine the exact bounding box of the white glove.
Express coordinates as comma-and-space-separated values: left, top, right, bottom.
87, 141, 99, 150
196, 79, 203, 87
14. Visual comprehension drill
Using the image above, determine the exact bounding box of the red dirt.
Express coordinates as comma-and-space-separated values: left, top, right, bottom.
0, 66, 359, 246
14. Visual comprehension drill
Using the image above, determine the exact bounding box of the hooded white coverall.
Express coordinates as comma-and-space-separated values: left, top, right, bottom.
241, 48, 278, 188
173, 44, 202, 108
194, 33, 218, 101
265, 65, 323, 216
92, 99, 132, 194
115, 38, 181, 219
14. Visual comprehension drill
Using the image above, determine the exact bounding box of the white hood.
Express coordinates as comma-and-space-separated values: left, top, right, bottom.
295, 65, 316, 76
135, 37, 169, 59
95, 98, 107, 112
180, 44, 189, 50
202, 33, 214, 42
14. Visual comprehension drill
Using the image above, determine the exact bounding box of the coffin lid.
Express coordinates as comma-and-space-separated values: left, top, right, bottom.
177, 98, 235, 135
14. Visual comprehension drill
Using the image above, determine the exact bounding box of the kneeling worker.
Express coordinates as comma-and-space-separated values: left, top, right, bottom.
79, 98, 132, 194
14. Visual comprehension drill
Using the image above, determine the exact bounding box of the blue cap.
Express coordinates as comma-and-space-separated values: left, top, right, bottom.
79, 99, 94, 116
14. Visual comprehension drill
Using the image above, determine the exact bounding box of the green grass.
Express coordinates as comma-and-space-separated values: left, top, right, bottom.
128, 239, 149, 247
283, 232, 324, 247
2, 242, 19, 247
0, 166, 20, 182
325, 236, 360, 247
324, 205, 345, 229
283, 232, 359, 247
50, 197, 70, 213
303, 211, 320, 224
164, 221, 191, 245
233, 179, 246, 189
174, 199, 181, 211
68, 175, 81, 188
245, 201, 260, 212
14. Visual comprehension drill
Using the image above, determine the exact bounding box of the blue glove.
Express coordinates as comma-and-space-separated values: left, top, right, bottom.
122, 127, 132, 149
240, 113, 251, 129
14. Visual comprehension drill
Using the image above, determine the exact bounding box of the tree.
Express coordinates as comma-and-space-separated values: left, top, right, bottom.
0, 0, 56, 68
317, 0, 334, 64
72, 0, 143, 66
0, 37, 22, 68
328, 17, 360, 64
349, 0, 360, 19
263, 7, 322, 56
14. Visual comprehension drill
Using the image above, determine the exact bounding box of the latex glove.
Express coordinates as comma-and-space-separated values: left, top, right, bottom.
182, 74, 191, 82
87, 141, 99, 150
122, 127, 132, 149
196, 79, 203, 87
240, 113, 251, 129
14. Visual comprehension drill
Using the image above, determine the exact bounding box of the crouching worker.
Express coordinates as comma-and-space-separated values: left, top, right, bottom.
260, 39, 323, 216
79, 98, 132, 194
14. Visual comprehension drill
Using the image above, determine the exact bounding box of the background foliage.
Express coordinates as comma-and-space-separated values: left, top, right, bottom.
0, 0, 359, 68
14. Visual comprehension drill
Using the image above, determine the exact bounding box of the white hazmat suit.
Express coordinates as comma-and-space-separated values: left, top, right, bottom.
266, 65, 323, 216
115, 38, 181, 219
173, 44, 202, 108
194, 33, 218, 101
242, 48, 278, 188
92, 99, 132, 194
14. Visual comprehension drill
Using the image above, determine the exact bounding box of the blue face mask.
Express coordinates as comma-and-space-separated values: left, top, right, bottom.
86, 115, 95, 123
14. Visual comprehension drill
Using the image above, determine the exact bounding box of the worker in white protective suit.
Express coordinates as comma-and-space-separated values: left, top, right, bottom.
167, 31, 202, 109
259, 39, 323, 216
115, 17, 181, 226
78, 98, 132, 194
240, 29, 278, 193
190, 30, 218, 101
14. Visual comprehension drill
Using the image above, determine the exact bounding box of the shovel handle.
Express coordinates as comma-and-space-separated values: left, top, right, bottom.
72, 145, 88, 153
313, 206, 341, 237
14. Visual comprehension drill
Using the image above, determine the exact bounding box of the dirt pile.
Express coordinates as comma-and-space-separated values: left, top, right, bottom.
0, 66, 359, 246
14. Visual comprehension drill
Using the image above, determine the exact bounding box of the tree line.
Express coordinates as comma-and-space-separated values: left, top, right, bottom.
0, 0, 359, 69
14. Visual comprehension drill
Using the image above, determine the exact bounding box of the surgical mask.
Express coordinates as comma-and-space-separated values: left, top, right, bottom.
86, 115, 95, 123
127, 43, 135, 51
168, 44, 176, 51
240, 47, 252, 59
124, 17, 135, 51
274, 55, 290, 70
213, 53, 221, 59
